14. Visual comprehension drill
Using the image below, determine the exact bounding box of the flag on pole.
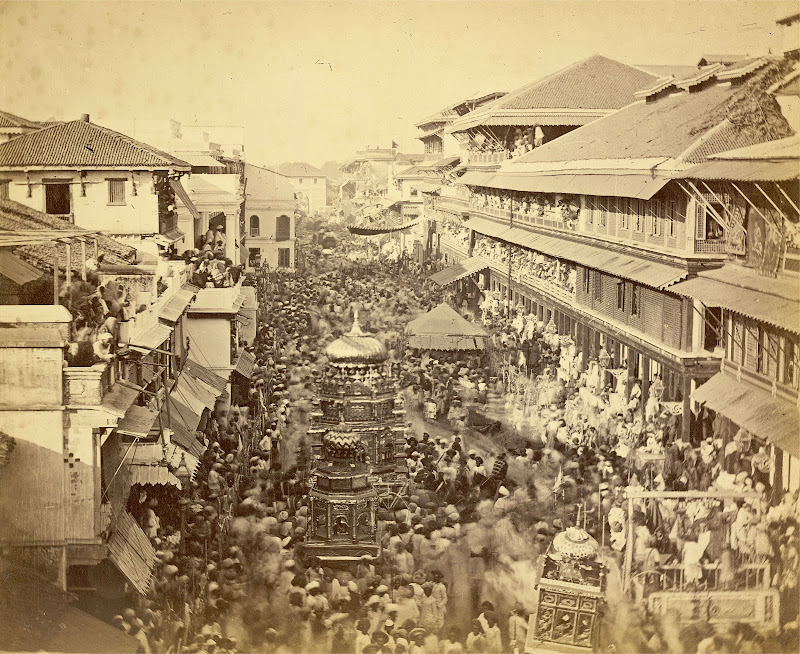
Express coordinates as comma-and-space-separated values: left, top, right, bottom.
553, 466, 564, 494
391, 140, 399, 149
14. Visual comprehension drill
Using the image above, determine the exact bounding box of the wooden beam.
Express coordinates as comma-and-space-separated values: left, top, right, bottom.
730, 182, 772, 225
776, 183, 800, 215
754, 182, 790, 223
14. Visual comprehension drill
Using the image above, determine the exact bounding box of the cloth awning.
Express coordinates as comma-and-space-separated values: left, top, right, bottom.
0, 250, 44, 285
159, 289, 195, 323
154, 228, 185, 246
427, 257, 488, 286
671, 274, 799, 333
676, 159, 799, 182
116, 405, 158, 438
487, 172, 670, 200
128, 324, 172, 354
233, 350, 256, 379
107, 511, 157, 595
162, 403, 205, 458
101, 381, 144, 418
406, 302, 488, 351
126, 463, 181, 488
692, 372, 799, 458
170, 375, 212, 416
347, 221, 418, 235
169, 178, 202, 221
459, 171, 497, 187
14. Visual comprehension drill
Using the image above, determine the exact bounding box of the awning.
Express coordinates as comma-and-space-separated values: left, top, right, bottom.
107, 511, 157, 595
407, 334, 485, 350
169, 178, 202, 221
116, 405, 158, 438
427, 257, 488, 286
692, 372, 799, 458
236, 307, 252, 326
0, 250, 44, 285
233, 350, 256, 379
671, 274, 799, 333
159, 289, 195, 323
459, 171, 497, 187
676, 159, 799, 182
162, 403, 205, 458
170, 376, 211, 416
167, 394, 202, 434
463, 216, 510, 239
184, 359, 228, 395
347, 221, 418, 235
431, 155, 461, 168
487, 172, 671, 200
173, 153, 226, 168
128, 324, 171, 354
165, 442, 200, 478
154, 228, 185, 245
127, 463, 181, 488
101, 380, 144, 418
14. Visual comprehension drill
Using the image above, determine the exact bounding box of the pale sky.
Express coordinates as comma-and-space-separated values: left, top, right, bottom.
0, 0, 795, 167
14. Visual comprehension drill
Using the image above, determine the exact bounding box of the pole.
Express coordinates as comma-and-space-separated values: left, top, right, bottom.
623, 495, 634, 592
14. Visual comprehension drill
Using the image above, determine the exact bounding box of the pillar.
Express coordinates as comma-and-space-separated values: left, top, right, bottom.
680, 374, 692, 442
641, 356, 651, 411
626, 352, 636, 402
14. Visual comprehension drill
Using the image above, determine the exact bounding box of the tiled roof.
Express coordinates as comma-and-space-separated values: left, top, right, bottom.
0, 109, 42, 130
488, 55, 658, 111
635, 64, 702, 81
515, 62, 793, 165
708, 134, 800, 160
277, 161, 326, 177
244, 163, 295, 202
0, 119, 191, 169
0, 199, 136, 273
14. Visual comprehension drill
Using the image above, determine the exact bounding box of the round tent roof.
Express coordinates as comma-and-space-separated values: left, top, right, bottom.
324, 311, 388, 363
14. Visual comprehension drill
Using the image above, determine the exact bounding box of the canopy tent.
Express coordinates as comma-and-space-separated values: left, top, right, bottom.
405, 302, 488, 351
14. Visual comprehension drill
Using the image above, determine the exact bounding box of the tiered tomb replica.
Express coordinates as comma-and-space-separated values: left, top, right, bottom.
305, 425, 380, 562
309, 312, 408, 497
526, 527, 606, 653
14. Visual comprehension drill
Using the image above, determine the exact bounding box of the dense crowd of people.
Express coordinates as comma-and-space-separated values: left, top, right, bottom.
101, 231, 798, 654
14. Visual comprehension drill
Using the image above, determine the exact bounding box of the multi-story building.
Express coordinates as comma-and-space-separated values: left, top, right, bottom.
431, 55, 794, 443
0, 109, 54, 144
277, 162, 327, 214
0, 114, 192, 258
241, 164, 296, 271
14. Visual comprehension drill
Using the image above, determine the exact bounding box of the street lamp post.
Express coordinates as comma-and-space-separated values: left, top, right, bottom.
175, 453, 191, 557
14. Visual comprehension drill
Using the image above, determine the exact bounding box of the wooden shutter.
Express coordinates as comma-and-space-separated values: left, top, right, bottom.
744, 322, 758, 371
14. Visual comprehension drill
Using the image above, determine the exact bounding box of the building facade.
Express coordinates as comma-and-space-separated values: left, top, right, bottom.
241, 164, 296, 271
277, 162, 327, 214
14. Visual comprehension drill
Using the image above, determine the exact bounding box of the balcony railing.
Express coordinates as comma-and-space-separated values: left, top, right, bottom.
475, 254, 576, 304
695, 238, 727, 254
468, 151, 508, 165
635, 561, 770, 594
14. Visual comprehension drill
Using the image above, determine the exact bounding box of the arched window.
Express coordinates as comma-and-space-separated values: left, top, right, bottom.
249, 215, 260, 237
276, 215, 291, 241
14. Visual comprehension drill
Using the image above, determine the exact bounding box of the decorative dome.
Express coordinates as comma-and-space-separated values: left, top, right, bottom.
551, 527, 600, 560
324, 311, 387, 363
323, 425, 366, 457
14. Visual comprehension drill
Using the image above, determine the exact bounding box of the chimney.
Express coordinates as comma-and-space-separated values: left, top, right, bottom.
80, 113, 90, 122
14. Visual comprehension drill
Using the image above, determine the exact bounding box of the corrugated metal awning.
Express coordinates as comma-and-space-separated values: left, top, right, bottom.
128, 324, 172, 354
488, 172, 670, 200
184, 359, 227, 395
169, 178, 202, 221
159, 289, 195, 323
671, 274, 799, 333
463, 216, 509, 239
692, 372, 799, 458
107, 511, 157, 595
676, 159, 799, 182
116, 405, 158, 438
233, 350, 256, 379
0, 250, 44, 285
427, 257, 488, 286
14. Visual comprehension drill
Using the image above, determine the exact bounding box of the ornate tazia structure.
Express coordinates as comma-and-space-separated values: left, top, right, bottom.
305, 425, 379, 561
308, 312, 408, 494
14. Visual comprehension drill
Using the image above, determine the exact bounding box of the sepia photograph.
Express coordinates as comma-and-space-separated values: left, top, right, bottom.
0, 1, 798, 652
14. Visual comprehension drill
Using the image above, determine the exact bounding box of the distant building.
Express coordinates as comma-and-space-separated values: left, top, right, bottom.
0, 109, 54, 144
0, 114, 191, 258
241, 164, 296, 270
278, 162, 327, 214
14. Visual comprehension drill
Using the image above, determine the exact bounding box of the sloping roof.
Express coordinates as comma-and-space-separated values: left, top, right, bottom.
450, 55, 659, 132
514, 61, 793, 166
0, 564, 140, 653
159, 288, 196, 323
486, 171, 670, 200
244, 163, 295, 202
0, 249, 44, 285
0, 109, 43, 130
635, 64, 702, 80
0, 199, 137, 272
184, 359, 228, 394
169, 178, 202, 221
707, 134, 800, 160
428, 257, 488, 286
233, 349, 256, 378
0, 119, 191, 170
278, 161, 326, 177
698, 54, 750, 66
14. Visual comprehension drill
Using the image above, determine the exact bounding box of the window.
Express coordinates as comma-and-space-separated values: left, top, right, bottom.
785, 337, 799, 388
651, 201, 662, 236
583, 268, 591, 295
618, 198, 629, 230
593, 271, 602, 300
278, 247, 291, 268
0, 180, 9, 200
44, 181, 71, 216
666, 202, 677, 238
633, 200, 643, 233
631, 284, 641, 317
585, 198, 594, 225
248, 248, 261, 267
276, 215, 291, 241
599, 197, 607, 227
249, 215, 260, 237
410, 188, 418, 197
732, 318, 744, 364
756, 325, 766, 374
616, 281, 626, 311
107, 179, 125, 205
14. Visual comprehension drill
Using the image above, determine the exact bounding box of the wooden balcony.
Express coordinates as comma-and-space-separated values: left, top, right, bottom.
695, 238, 727, 253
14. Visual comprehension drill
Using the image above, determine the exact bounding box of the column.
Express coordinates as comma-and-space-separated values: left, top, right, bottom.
641, 355, 651, 412
680, 374, 692, 442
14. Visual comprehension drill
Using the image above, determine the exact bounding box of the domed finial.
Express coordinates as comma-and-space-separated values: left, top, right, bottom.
349, 308, 364, 336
